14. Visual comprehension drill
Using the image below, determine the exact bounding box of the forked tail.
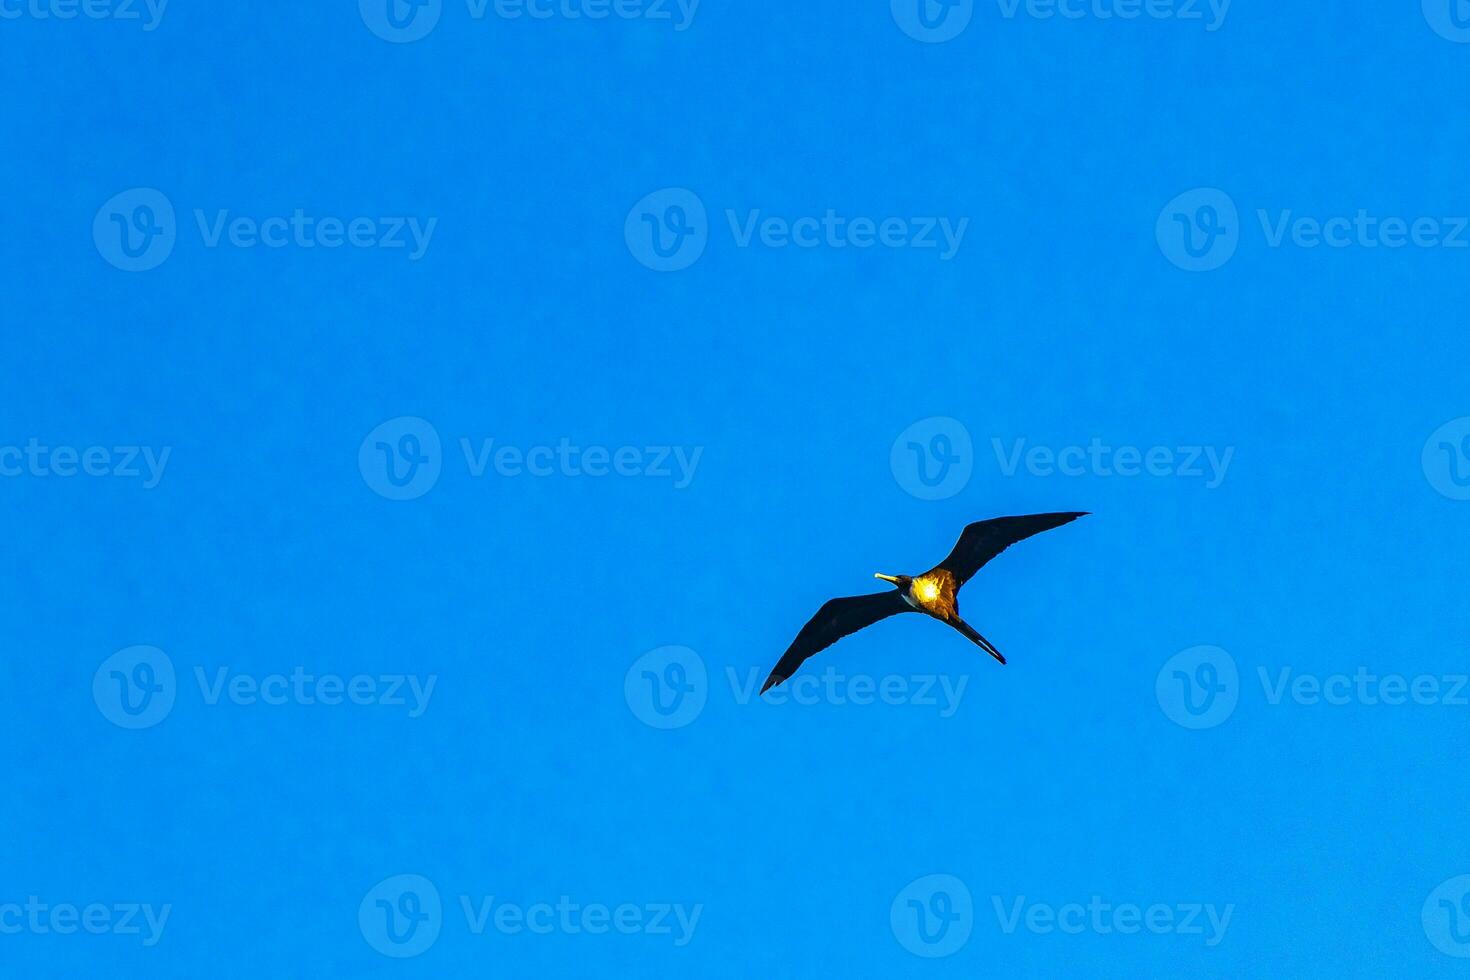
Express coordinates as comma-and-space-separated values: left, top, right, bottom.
949, 617, 1006, 665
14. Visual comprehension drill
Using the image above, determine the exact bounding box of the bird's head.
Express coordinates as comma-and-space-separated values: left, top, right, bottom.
874, 573, 912, 590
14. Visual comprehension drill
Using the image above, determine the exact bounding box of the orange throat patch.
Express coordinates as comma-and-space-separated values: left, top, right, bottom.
908, 570, 958, 619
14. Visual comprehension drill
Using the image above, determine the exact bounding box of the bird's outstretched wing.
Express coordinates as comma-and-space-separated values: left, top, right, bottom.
932, 512, 1088, 587
761, 591, 914, 694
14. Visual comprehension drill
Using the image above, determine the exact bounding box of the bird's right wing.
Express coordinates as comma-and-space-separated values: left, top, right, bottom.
932, 512, 1089, 586
761, 590, 914, 694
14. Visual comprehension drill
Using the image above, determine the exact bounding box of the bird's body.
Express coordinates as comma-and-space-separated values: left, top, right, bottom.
891, 568, 958, 618
760, 512, 1087, 694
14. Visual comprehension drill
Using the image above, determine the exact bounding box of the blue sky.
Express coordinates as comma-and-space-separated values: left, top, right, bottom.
3, 1, 1470, 976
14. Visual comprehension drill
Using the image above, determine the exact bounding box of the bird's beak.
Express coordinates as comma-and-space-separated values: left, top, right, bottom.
874, 573, 900, 585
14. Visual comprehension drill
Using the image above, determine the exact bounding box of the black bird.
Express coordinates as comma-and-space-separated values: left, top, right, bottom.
760, 512, 1087, 694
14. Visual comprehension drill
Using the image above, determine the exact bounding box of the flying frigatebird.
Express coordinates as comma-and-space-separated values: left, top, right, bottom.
760, 512, 1087, 694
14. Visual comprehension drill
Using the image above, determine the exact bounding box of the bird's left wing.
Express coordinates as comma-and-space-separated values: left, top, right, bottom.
761, 590, 914, 694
